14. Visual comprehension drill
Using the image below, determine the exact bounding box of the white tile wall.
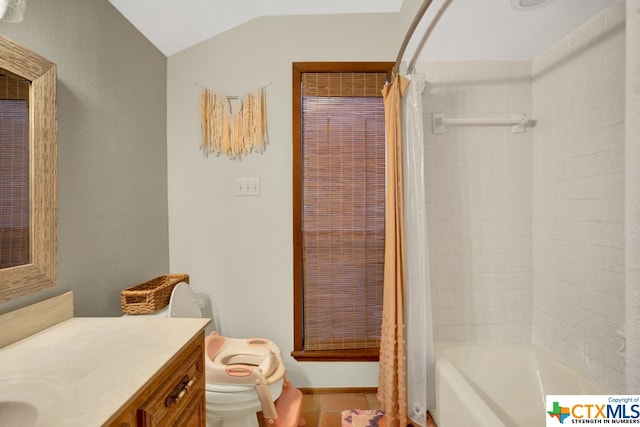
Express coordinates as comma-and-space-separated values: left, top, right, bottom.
419, 0, 625, 392
420, 61, 534, 344
532, 0, 626, 392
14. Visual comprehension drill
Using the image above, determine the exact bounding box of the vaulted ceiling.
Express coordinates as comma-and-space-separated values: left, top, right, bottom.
108, 0, 619, 59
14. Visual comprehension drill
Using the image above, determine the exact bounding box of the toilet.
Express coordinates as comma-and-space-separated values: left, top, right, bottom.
129, 281, 303, 427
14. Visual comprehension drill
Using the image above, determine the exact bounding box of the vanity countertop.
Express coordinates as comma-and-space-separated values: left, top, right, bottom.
0, 316, 210, 426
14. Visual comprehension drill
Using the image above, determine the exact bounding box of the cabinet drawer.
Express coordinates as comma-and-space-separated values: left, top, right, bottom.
136, 336, 205, 427
173, 387, 206, 427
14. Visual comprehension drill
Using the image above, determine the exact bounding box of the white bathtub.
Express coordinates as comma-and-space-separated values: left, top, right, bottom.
432, 343, 610, 427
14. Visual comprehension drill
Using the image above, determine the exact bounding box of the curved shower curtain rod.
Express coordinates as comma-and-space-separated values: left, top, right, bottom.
393, 0, 454, 76
392, 0, 433, 76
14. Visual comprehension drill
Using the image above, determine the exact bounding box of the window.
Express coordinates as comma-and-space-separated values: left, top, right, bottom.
292, 62, 393, 361
0, 70, 30, 270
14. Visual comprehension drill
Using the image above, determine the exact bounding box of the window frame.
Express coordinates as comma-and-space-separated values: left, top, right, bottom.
291, 62, 393, 362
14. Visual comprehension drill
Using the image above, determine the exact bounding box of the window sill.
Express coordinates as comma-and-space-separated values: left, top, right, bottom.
291, 348, 379, 362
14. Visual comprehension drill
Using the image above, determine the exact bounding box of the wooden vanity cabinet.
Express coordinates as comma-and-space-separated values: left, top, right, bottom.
108, 331, 206, 427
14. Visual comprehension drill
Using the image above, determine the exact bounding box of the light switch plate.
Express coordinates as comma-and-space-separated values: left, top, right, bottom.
235, 177, 261, 196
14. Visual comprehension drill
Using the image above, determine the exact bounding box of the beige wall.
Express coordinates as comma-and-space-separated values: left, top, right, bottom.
625, 0, 640, 393
0, 0, 168, 316
166, 13, 398, 388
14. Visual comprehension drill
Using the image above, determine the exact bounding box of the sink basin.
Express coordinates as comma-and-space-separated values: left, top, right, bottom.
0, 377, 66, 426
0, 401, 38, 426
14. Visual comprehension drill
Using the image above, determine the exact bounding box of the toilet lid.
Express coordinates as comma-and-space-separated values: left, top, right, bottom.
168, 282, 202, 318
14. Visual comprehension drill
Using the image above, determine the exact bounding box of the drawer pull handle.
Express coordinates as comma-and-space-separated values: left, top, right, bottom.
165, 375, 196, 407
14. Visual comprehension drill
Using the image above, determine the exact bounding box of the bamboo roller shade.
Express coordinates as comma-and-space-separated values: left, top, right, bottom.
0, 70, 30, 269
0, 70, 29, 101
300, 71, 386, 351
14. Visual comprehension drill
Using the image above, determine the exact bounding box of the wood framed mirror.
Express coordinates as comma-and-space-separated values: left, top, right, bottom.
0, 35, 57, 303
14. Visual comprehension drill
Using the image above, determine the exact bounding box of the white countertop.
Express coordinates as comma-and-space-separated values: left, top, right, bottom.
0, 316, 209, 426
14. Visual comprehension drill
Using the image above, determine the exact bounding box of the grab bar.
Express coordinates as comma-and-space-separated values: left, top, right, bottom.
432, 112, 534, 134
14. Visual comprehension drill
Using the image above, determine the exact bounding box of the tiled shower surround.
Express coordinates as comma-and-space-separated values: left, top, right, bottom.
531, 1, 625, 392
421, 0, 625, 392
423, 61, 534, 345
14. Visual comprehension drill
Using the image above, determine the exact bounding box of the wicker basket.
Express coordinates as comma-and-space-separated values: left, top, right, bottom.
120, 273, 190, 315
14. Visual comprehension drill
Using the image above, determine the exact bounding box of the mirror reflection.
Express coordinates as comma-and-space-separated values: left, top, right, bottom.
0, 67, 30, 269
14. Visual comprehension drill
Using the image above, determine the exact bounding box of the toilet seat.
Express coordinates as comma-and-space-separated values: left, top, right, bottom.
204, 332, 292, 427
204, 333, 285, 386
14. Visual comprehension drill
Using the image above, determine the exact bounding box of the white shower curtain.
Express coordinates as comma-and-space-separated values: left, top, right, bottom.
402, 73, 435, 426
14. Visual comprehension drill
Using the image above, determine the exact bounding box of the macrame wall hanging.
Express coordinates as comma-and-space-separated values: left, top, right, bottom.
200, 86, 268, 159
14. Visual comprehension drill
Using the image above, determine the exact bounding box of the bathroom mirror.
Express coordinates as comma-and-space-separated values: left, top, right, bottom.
0, 35, 57, 303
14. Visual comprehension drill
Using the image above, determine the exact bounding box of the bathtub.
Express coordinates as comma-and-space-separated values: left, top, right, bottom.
432, 343, 610, 427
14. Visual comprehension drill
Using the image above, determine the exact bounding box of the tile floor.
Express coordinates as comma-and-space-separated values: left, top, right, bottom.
258, 391, 437, 427
300, 392, 381, 427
